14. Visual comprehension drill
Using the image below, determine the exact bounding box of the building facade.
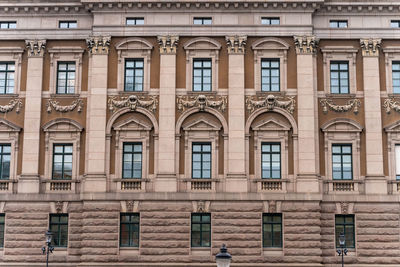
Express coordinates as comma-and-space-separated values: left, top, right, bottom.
0, 0, 399, 266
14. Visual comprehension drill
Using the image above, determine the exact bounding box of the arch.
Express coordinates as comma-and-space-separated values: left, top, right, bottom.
183, 37, 222, 50
251, 37, 290, 50
245, 107, 297, 135
106, 107, 159, 135
175, 107, 228, 135
321, 118, 363, 132
115, 37, 153, 50
42, 118, 83, 132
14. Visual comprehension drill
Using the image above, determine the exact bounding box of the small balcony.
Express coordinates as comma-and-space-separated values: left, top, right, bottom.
254, 179, 289, 193
324, 180, 362, 194
0, 179, 15, 193
114, 178, 149, 192
43, 179, 79, 193
183, 178, 218, 192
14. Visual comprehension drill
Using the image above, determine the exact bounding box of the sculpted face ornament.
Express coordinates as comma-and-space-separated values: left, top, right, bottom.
246, 94, 295, 114
108, 95, 158, 113
127, 95, 138, 110
177, 94, 227, 113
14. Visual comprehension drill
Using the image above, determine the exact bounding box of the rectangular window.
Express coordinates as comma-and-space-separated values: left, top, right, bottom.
122, 143, 142, 179
193, 17, 212, 25
59, 21, 77, 29
263, 213, 282, 248
329, 20, 348, 28
391, 20, 400, 28
192, 143, 211, 179
261, 143, 281, 179
191, 213, 211, 247
0, 214, 4, 248
0, 145, 11, 180
49, 214, 68, 247
330, 61, 349, 94
261, 17, 280, 25
57, 62, 75, 94
396, 145, 400, 180
261, 59, 280, 92
0, 62, 15, 94
0, 21, 16, 29
126, 18, 144, 26
52, 144, 73, 180
120, 213, 140, 247
332, 144, 352, 180
392, 62, 400, 94
193, 59, 212, 92
124, 59, 144, 92
335, 215, 355, 248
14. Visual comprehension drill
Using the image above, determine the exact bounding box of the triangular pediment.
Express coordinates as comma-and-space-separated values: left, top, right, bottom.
113, 118, 152, 131
183, 118, 221, 131
385, 120, 400, 133
0, 119, 21, 132
252, 118, 290, 131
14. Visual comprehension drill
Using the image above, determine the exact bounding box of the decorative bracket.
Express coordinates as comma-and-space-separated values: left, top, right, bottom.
360, 38, 381, 57
47, 99, 83, 113
108, 94, 158, 113
0, 99, 22, 114
25, 39, 46, 57
383, 98, 400, 114
320, 98, 360, 115
157, 35, 179, 54
86, 36, 111, 55
293, 36, 318, 55
245, 94, 295, 114
226, 35, 247, 54
177, 94, 227, 113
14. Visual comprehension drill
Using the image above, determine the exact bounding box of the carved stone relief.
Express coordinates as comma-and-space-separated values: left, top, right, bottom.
226, 35, 247, 54
360, 38, 381, 57
86, 36, 111, 54
177, 94, 227, 113
0, 99, 22, 114
383, 98, 400, 114
25, 39, 46, 57
293, 36, 318, 54
192, 200, 211, 213
246, 94, 295, 114
320, 98, 361, 115
157, 35, 179, 54
108, 95, 158, 113
46, 99, 83, 113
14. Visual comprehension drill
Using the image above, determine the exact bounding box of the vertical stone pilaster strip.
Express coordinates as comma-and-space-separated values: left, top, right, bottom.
360, 38, 386, 194
293, 36, 320, 193
226, 36, 247, 192
84, 36, 111, 192
155, 36, 179, 192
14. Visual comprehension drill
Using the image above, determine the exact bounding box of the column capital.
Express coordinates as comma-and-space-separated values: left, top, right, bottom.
86, 36, 111, 55
157, 35, 179, 55
25, 39, 46, 57
225, 35, 247, 55
293, 35, 318, 55
360, 38, 381, 57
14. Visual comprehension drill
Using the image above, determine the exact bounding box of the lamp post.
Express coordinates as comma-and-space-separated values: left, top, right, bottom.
336, 232, 348, 267
216, 244, 232, 267
41, 229, 54, 267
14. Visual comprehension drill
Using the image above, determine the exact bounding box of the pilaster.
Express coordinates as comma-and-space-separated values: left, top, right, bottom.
18, 40, 46, 193
360, 38, 386, 194
293, 36, 320, 193
226, 36, 247, 192
84, 36, 110, 193
155, 36, 179, 192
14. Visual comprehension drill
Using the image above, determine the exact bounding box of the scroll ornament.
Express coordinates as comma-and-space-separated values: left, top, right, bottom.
0, 99, 22, 113
245, 94, 295, 114
320, 98, 360, 115
108, 95, 158, 113
383, 98, 400, 114
177, 94, 227, 113
47, 99, 83, 113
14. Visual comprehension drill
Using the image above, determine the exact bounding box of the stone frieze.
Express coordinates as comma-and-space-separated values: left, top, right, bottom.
176, 94, 227, 113
245, 94, 295, 114
46, 99, 83, 113
320, 98, 360, 115
108, 94, 158, 113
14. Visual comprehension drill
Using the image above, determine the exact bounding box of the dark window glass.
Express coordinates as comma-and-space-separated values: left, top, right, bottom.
50, 214, 68, 247
124, 59, 144, 92
0, 22, 16, 29
330, 20, 348, 28
330, 61, 349, 94
0, 144, 11, 180
261, 17, 280, 25
193, 17, 212, 25
392, 62, 400, 94
193, 59, 212, 92
120, 213, 140, 247
126, 18, 144, 25
0, 214, 4, 248
52, 144, 73, 180
263, 213, 282, 248
59, 21, 77, 29
0, 62, 15, 94
122, 143, 142, 179
191, 213, 211, 247
335, 215, 355, 248
332, 144, 352, 180
57, 62, 75, 94
261, 143, 281, 179
261, 59, 280, 92
396, 145, 400, 180
391, 20, 400, 28
192, 143, 211, 179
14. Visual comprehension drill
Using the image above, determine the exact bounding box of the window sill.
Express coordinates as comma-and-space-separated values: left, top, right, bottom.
191, 247, 211, 256
0, 93, 19, 98
263, 248, 283, 256
323, 93, 357, 99
119, 246, 139, 250
119, 91, 149, 96
49, 93, 80, 98
255, 91, 286, 97
187, 91, 217, 96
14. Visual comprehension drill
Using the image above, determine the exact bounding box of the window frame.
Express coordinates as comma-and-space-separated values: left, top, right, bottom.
0, 62, 15, 94
124, 58, 144, 92
191, 142, 212, 179
392, 61, 400, 94
335, 214, 355, 249
261, 17, 280, 25
193, 17, 212, 25
262, 213, 283, 248
56, 61, 76, 94
261, 143, 281, 179
329, 20, 348, 28
191, 213, 211, 248
0, 214, 4, 248
0, 144, 11, 180
330, 61, 350, 94
122, 142, 143, 179
261, 59, 280, 92
49, 214, 69, 248
58, 21, 77, 29
0, 21, 16, 29
192, 58, 212, 92
331, 144, 353, 180
126, 17, 144, 26
120, 213, 140, 248
52, 144, 73, 180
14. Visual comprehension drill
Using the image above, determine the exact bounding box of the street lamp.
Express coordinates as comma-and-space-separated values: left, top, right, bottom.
42, 229, 54, 267
337, 232, 348, 267
216, 244, 232, 267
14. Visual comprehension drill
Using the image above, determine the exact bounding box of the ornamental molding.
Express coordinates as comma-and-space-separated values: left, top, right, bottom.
336, 202, 354, 215
0, 99, 22, 114
226, 36, 247, 54
108, 94, 158, 113
293, 36, 318, 55
25, 39, 46, 57
46, 99, 83, 113
320, 98, 361, 115
192, 200, 210, 213
177, 94, 227, 113
383, 98, 400, 114
360, 38, 381, 57
55, 201, 63, 213
86, 36, 111, 55
157, 36, 179, 54
245, 94, 295, 114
